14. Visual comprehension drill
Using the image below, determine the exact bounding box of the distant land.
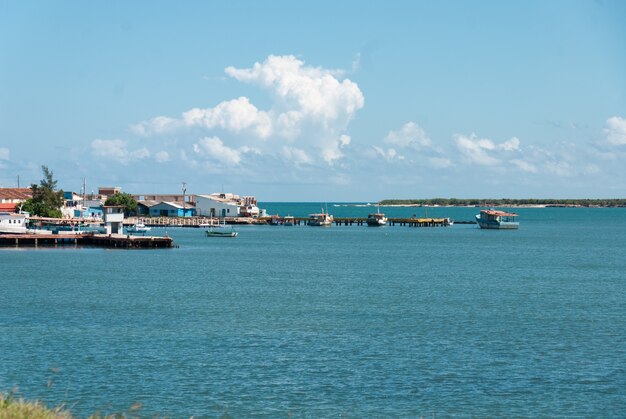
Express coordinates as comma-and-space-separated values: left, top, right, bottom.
378, 199, 626, 208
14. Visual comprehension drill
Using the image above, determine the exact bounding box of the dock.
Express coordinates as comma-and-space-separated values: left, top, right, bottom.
0, 233, 174, 248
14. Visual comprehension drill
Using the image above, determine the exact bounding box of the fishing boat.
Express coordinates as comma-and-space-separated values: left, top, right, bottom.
127, 222, 151, 234
366, 207, 387, 226
307, 211, 333, 227
0, 212, 28, 234
475, 209, 519, 229
283, 215, 295, 226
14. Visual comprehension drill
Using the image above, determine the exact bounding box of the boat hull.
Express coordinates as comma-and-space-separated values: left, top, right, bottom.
476, 215, 519, 229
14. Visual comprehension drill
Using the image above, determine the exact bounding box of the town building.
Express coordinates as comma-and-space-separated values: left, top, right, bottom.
0, 188, 32, 212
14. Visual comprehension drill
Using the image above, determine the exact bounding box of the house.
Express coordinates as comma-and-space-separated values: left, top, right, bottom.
196, 193, 241, 218
0, 188, 32, 212
142, 201, 196, 217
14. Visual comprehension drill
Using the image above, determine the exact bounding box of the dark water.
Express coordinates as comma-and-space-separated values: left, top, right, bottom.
1, 204, 625, 417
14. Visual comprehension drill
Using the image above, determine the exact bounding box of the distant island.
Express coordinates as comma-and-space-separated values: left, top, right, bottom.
378, 198, 626, 208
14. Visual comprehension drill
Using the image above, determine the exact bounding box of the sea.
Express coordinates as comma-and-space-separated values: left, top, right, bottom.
1, 203, 625, 417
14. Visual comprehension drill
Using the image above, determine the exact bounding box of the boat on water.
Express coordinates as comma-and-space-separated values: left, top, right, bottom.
307, 211, 333, 227
366, 208, 388, 227
475, 209, 519, 229
283, 215, 295, 226
0, 212, 28, 234
127, 222, 151, 234
205, 226, 238, 237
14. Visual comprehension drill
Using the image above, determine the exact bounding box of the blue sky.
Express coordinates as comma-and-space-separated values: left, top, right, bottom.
1, 1, 625, 201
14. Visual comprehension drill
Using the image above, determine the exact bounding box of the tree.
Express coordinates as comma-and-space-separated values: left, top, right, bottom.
104, 192, 138, 216
20, 166, 64, 218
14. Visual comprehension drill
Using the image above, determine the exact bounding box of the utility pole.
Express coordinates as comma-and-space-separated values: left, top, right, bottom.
182, 182, 187, 215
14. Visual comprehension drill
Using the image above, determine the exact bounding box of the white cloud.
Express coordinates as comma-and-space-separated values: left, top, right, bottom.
454, 134, 501, 166
0, 147, 9, 160
499, 137, 520, 151
193, 136, 242, 166
183, 97, 272, 138
130, 55, 364, 166
91, 139, 151, 165
510, 159, 538, 173
545, 160, 573, 177
282, 146, 313, 165
454, 134, 522, 166
372, 146, 401, 162
384, 122, 432, 149
605, 116, 626, 145
155, 151, 170, 163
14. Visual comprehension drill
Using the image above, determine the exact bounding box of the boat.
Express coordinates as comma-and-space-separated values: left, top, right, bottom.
307, 210, 333, 227
366, 207, 387, 226
0, 212, 28, 234
269, 215, 282, 225
475, 209, 519, 229
205, 219, 238, 237
283, 215, 295, 226
205, 226, 238, 237
127, 222, 151, 234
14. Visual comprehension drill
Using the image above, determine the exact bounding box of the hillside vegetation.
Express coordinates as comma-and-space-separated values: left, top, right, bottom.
379, 198, 626, 207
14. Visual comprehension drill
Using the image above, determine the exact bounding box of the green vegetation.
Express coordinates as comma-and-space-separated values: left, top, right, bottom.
19, 166, 64, 218
379, 198, 626, 207
104, 192, 138, 216
0, 391, 72, 419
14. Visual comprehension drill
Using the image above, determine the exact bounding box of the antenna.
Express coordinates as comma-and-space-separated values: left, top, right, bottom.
182, 182, 187, 211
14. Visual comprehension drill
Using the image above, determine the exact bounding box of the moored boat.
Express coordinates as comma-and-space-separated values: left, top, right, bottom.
127, 222, 151, 234
475, 209, 519, 229
0, 212, 28, 234
283, 215, 295, 226
307, 211, 333, 227
366, 208, 387, 226
205, 227, 238, 237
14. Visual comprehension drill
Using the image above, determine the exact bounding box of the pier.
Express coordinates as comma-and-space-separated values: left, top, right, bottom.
0, 233, 174, 248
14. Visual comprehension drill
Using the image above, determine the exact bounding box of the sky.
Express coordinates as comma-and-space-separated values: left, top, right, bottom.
1, 0, 625, 201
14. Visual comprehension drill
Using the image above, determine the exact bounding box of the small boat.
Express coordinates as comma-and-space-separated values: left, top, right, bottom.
283, 215, 295, 226
205, 219, 237, 237
127, 222, 151, 234
269, 215, 282, 225
366, 207, 387, 226
205, 227, 238, 237
475, 209, 519, 229
0, 212, 28, 234
307, 210, 333, 227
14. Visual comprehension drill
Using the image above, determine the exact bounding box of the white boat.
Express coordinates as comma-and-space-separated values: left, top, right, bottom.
127, 222, 151, 234
283, 215, 295, 226
366, 207, 387, 226
0, 212, 28, 234
307, 210, 333, 227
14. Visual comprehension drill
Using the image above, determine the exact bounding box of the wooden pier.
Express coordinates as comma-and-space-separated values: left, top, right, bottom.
263, 217, 457, 227
0, 233, 174, 248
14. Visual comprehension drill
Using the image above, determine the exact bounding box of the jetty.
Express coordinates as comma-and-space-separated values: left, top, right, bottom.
0, 233, 174, 249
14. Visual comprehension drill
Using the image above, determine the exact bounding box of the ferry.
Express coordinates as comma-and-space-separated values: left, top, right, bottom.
475, 209, 519, 229
0, 212, 28, 234
307, 212, 333, 227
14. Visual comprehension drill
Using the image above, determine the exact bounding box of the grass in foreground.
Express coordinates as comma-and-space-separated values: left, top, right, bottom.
0, 392, 72, 419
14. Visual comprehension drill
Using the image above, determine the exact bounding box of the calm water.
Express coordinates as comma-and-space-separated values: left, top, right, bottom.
1, 204, 625, 417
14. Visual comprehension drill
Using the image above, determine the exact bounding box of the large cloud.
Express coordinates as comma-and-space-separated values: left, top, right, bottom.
131, 55, 364, 166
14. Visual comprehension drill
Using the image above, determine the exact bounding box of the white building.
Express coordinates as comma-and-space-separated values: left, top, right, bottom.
195, 193, 241, 218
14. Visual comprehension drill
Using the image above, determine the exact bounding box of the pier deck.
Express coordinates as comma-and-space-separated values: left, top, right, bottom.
0, 233, 174, 248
